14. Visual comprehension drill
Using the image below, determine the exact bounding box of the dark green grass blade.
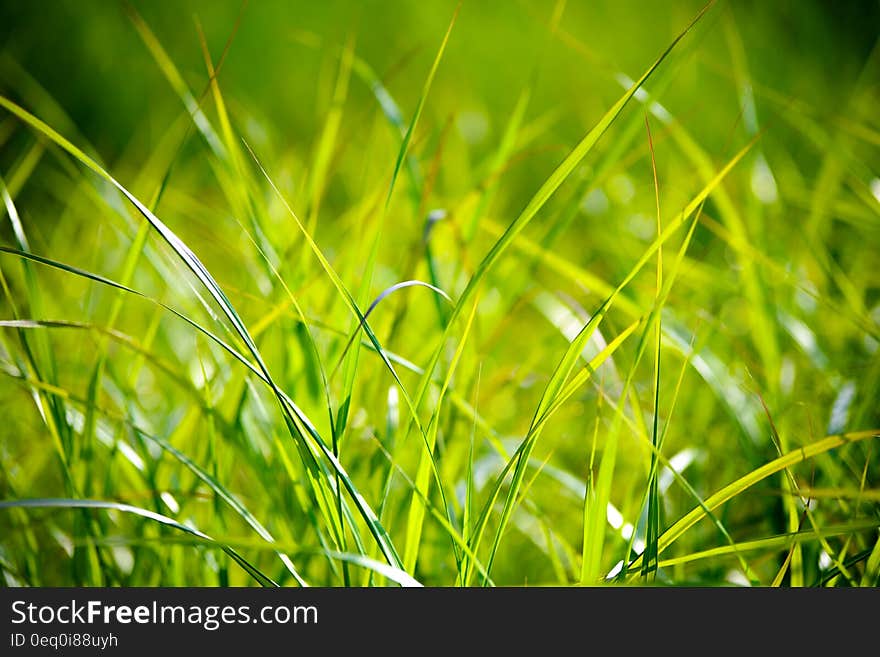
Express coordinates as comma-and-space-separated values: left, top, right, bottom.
643, 114, 662, 580
331, 279, 452, 379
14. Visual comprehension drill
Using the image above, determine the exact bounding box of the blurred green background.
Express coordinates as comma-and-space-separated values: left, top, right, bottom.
2, 1, 877, 162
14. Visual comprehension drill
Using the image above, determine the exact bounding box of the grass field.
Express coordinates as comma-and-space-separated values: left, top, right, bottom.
0, 0, 878, 587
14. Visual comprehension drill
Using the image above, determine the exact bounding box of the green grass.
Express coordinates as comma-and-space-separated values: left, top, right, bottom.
0, 0, 878, 587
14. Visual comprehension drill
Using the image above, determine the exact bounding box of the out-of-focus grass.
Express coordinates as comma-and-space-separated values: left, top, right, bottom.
0, 0, 877, 587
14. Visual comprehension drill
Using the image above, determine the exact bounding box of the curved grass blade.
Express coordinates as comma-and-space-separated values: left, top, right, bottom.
92, 534, 424, 588
0, 498, 277, 587
0, 97, 405, 570
624, 429, 880, 575
242, 141, 437, 486
331, 279, 452, 378
656, 520, 879, 571
0, 319, 312, 583
454, 0, 715, 323
403, 1, 719, 493
0, 176, 100, 579
480, 133, 752, 582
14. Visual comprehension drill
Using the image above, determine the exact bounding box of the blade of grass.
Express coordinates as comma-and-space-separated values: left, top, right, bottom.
402, 294, 478, 574
124, 3, 225, 158
488, 134, 753, 582
386, 3, 459, 208
403, 1, 718, 487
656, 520, 879, 570
0, 95, 406, 569
642, 114, 662, 580
0, 498, 277, 586
624, 428, 880, 574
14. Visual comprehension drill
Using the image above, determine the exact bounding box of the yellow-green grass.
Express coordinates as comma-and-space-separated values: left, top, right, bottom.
0, 0, 877, 586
